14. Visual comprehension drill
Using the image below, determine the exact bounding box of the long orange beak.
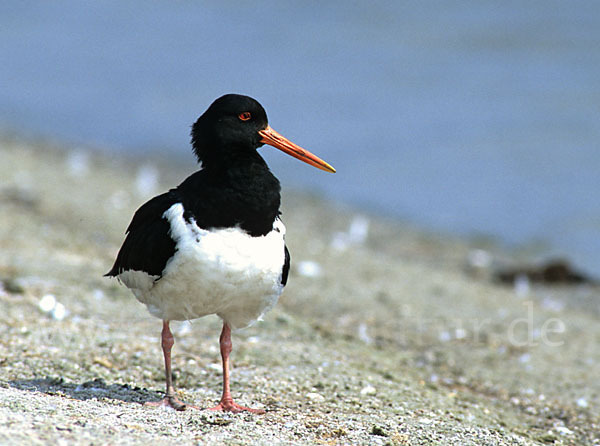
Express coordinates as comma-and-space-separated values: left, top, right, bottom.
258, 125, 336, 173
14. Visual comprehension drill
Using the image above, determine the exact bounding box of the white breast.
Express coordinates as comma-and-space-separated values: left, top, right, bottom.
118, 203, 287, 329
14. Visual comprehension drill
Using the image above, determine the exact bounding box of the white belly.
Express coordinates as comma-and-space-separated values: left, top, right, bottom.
118, 203, 286, 329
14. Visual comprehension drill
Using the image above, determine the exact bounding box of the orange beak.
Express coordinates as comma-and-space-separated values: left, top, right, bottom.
258, 125, 336, 173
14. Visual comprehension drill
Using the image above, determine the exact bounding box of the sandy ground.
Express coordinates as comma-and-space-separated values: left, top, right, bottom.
0, 138, 598, 445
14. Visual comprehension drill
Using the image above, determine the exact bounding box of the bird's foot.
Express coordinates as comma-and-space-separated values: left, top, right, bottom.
208, 398, 265, 414
145, 394, 199, 411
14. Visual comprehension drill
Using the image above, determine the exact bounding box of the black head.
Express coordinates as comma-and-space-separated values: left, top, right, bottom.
191, 94, 336, 173
191, 94, 269, 166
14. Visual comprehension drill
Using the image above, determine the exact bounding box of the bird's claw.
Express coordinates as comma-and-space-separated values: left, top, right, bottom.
145, 395, 199, 411
208, 398, 265, 414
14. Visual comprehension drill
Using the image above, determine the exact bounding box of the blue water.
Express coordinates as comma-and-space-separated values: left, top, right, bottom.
1, 1, 599, 273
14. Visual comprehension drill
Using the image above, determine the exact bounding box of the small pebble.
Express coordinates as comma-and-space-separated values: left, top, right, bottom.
554, 426, 574, 436
454, 328, 467, 339
357, 323, 372, 344
306, 392, 325, 402
37, 294, 68, 320
370, 425, 386, 436
331, 215, 370, 250
93, 357, 114, 369
297, 260, 322, 278
39, 294, 57, 313
3, 278, 25, 294
438, 331, 451, 342
576, 397, 588, 408
51, 302, 68, 321
66, 150, 90, 177
541, 297, 565, 312
514, 274, 530, 298
518, 353, 531, 364
467, 249, 492, 269
360, 385, 376, 396
348, 216, 369, 244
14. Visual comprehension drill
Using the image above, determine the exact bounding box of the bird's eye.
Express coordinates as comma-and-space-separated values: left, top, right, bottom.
238, 112, 252, 121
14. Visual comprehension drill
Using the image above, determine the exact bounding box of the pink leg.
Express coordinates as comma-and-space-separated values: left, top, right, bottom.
208, 323, 265, 414
145, 320, 198, 411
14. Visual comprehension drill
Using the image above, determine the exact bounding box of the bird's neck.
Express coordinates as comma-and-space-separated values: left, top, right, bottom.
181, 153, 282, 236
214, 146, 268, 170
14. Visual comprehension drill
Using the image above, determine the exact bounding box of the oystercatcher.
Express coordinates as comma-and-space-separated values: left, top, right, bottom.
106, 94, 335, 413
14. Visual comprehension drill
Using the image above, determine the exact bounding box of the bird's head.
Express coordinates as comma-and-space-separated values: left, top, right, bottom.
191, 94, 335, 173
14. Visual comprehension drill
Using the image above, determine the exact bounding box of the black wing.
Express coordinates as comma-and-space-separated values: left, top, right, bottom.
105, 190, 179, 278
281, 245, 291, 286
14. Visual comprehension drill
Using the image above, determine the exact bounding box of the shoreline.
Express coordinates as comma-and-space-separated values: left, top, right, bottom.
1, 137, 599, 444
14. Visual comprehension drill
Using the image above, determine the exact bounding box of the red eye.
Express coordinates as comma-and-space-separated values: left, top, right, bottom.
238, 112, 251, 121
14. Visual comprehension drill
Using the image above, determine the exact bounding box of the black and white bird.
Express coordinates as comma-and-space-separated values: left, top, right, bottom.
106, 94, 335, 413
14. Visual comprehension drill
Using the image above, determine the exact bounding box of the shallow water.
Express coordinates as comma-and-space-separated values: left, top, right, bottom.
1, 1, 599, 272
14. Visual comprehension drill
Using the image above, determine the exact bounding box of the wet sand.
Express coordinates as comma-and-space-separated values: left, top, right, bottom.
0, 138, 598, 445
